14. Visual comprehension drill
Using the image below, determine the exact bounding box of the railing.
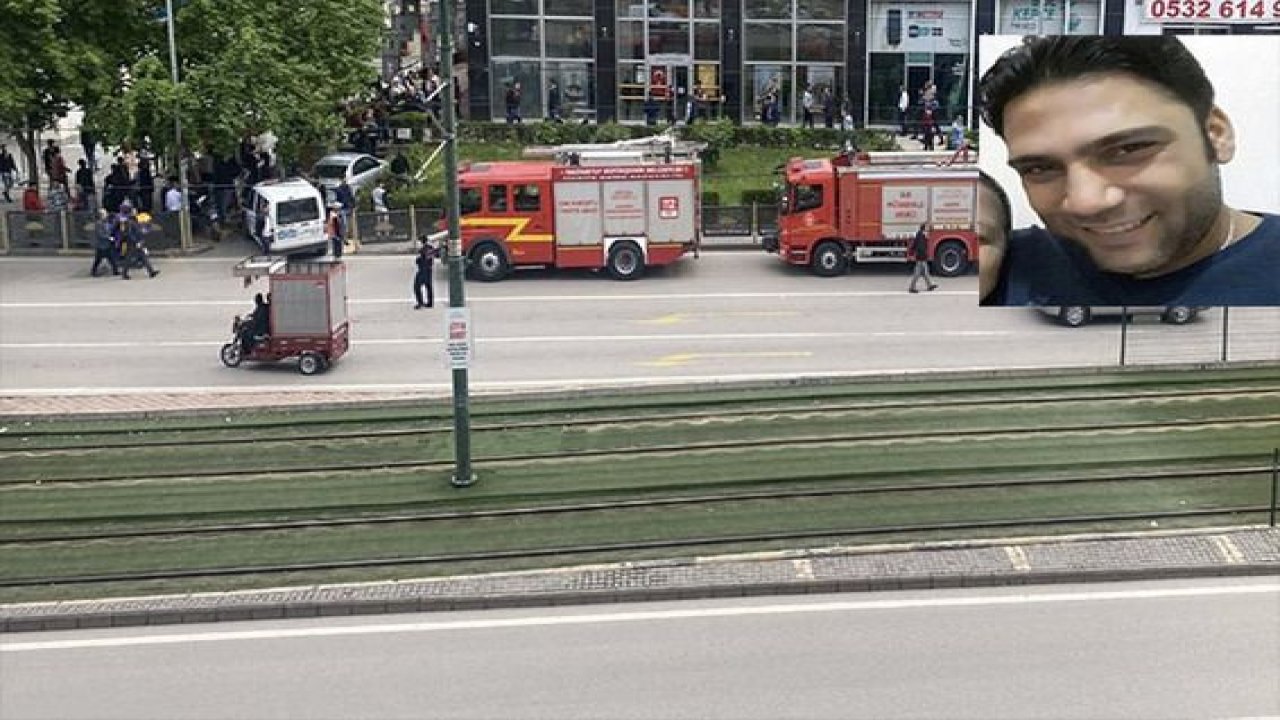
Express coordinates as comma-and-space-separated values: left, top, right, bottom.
1, 210, 186, 253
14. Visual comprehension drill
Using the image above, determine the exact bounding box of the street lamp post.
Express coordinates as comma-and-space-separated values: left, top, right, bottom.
164, 0, 193, 251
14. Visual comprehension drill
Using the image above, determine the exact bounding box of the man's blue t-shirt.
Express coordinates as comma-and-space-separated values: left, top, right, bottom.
994, 213, 1280, 307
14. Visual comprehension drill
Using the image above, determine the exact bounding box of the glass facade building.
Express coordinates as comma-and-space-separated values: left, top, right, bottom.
460, 0, 1279, 125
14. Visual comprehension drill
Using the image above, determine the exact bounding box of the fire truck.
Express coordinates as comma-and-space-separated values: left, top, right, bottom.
762, 148, 979, 277
449, 136, 702, 281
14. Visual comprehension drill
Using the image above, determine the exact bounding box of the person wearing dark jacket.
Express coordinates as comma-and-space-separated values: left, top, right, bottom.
413, 237, 437, 309
907, 223, 937, 293
90, 208, 120, 276
119, 212, 159, 279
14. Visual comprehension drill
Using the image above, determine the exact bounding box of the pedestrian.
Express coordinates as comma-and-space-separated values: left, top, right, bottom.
371, 180, 389, 238
22, 182, 43, 212
120, 211, 160, 279
164, 177, 183, 213
103, 162, 129, 213
898, 85, 910, 136
74, 159, 95, 210
80, 129, 97, 173
41, 139, 56, 179
335, 179, 354, 236
547, 79, 562, 123
644, 92, 660, 126
0, 146, 16, 202
822, 88, 836, 129
801, 86, 815, 128
505, 81, 523, 124
49, 148, 69, 192
413, 236, 437, 309
325, 203, 344, 258
90, 208, 120, 277
907, 223, 937, 293
48, 183, 69, 213
136, 158, 156, 213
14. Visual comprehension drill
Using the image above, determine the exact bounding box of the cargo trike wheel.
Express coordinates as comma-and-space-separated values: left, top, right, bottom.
298, 352, 324, 376
220, 342, 243, 368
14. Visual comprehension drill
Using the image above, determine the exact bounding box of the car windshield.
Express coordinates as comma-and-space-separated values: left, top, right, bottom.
313, 163, 347, 179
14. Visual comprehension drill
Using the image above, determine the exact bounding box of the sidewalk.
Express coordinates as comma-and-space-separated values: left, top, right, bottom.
3, 526, 1277, 632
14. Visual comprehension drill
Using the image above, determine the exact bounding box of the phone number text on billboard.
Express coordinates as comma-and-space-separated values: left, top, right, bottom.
1144, 0, 1280, 21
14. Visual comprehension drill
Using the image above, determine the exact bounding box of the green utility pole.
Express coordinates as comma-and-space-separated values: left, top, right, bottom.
437, 0, 475, 487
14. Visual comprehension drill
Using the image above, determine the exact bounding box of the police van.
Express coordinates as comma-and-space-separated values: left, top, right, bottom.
243, 179, 326, 255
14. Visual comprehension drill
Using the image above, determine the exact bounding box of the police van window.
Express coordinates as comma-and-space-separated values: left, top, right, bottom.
795, 184, 822, 212
514, 184, 541, 211
488, 185, 508, 212
460, 187, 482, 214
278, 198, 320, 225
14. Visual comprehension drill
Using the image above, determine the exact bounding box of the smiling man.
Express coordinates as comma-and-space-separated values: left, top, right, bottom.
978, 36, 1280, 307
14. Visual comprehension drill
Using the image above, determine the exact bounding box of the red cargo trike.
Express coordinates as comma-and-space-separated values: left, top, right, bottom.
220, 255, 350, 375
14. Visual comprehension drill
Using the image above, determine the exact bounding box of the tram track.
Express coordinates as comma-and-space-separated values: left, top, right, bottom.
0, 506, 1267, 589
5, 383, 1279, 452
2, 464, 1270, 545
5, 413, 1280, 486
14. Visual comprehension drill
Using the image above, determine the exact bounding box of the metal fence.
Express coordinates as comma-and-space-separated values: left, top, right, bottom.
2, 210, 186, 253
1117, 307, 1280, 366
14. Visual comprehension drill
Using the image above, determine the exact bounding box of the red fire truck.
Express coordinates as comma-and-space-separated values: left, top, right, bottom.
450, 140, 702, 281
763, 148, 979, 277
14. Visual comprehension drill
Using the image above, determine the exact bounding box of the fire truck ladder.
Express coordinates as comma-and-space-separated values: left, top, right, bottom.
522, 131, 707, 166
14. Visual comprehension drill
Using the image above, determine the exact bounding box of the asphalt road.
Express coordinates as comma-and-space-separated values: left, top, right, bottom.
2, 577, 1277, 720
1, 251, 1278, 395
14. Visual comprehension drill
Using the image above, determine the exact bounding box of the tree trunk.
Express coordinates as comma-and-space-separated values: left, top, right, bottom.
17, 123, 40, 188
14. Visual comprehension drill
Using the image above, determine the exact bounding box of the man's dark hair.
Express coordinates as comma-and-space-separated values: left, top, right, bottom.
979, 36, 1215, 137
978, 170, 1011, 240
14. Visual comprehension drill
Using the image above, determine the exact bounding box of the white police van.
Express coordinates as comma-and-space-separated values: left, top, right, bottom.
243, 179, 326, 255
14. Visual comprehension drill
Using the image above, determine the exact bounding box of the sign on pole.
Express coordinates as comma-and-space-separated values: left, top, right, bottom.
445, 307, 473, 369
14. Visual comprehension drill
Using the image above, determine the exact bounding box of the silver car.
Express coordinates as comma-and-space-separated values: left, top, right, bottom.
311, 152, 386, 198
1039, 305, 1201, 328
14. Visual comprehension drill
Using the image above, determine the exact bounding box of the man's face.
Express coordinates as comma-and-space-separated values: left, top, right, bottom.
1002, 73, 1234, 277
977, 183, 1007, 302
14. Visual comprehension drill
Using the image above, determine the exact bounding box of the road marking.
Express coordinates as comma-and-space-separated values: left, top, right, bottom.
641, 311, 800, 325
1212, 535, 1246, 565
3, 583, 1275, 653
0, 291, 968, 309
1004, 546, 1033, 571
0, 330, 1027, 350
640, 351, 813, 367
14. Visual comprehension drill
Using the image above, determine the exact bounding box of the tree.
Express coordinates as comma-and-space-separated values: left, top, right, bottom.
86, 0, 384, 169
0, 0, 150, 182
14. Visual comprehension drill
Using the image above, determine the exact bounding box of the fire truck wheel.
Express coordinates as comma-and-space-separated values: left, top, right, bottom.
298, 352, 324, 376
220, 342, 243, 368
932, 241, 970, 277
607, 242, 645, 281
468, 243, 510, 282
810, 242, 848, 277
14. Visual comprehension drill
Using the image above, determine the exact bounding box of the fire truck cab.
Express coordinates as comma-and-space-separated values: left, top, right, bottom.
453, 136, 702, 281
764, 148, 978, 278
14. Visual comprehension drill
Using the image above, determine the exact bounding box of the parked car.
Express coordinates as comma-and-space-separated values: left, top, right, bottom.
1039, 305, 1202, 328
311, 152, 386, 199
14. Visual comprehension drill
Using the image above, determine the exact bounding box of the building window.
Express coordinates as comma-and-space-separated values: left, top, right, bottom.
745, 0, 792, 20
492, 0, 537, 14
492, 18, 540, 56
797, 24, 844, 61
649, 21, 692, 55
545, 0, 592, 15
744, 22, 792, 61
798, 0, 844, 20
546, 19, 593, 57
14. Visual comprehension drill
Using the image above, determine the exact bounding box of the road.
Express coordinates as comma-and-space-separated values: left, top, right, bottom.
3, 250, 1276, 395
2, 577, 1277, 720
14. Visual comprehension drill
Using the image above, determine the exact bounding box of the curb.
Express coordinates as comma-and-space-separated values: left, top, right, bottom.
4, 527, 1277, 633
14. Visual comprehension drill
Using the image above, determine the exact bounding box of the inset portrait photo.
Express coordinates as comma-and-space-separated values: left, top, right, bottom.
976, 35, 1280, 307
